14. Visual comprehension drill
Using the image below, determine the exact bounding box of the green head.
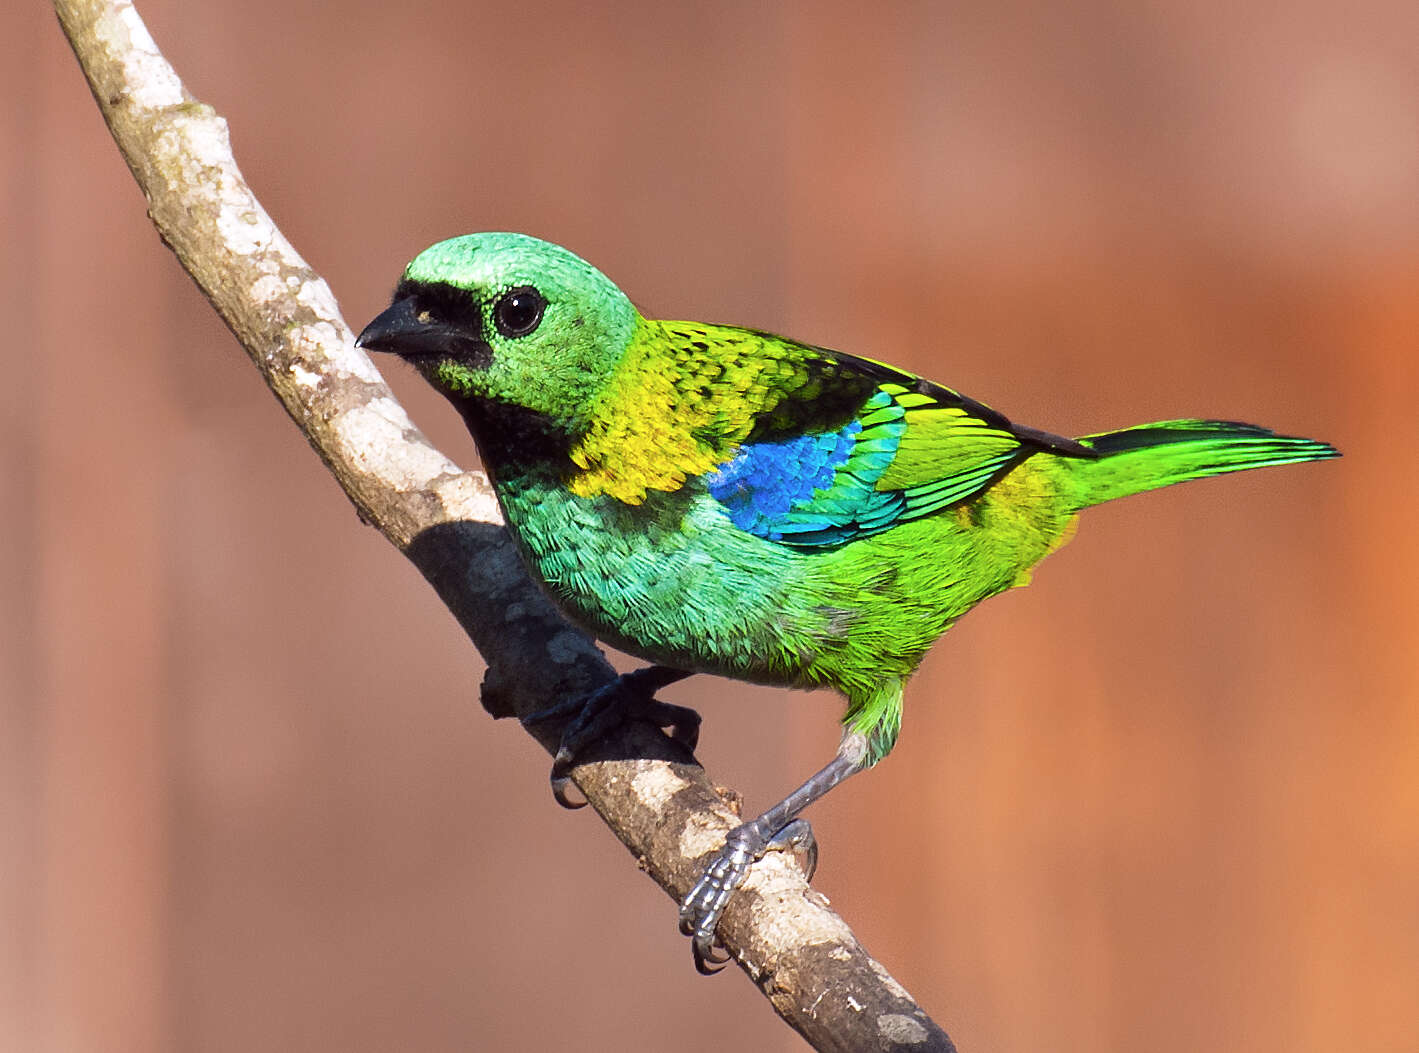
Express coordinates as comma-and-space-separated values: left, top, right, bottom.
356, 233, 638, 427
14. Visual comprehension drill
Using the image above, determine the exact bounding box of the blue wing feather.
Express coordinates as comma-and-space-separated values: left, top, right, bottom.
705, 369, 1083, 548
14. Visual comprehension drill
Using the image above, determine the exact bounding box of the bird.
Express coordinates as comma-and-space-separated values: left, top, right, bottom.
356, 232, 1338, 972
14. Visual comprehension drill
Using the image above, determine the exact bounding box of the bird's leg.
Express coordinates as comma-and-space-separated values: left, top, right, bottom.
524, 665, 697, 808
678, 730, 870, 974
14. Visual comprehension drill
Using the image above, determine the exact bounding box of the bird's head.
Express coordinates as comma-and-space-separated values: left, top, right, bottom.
356, 232, 638, 428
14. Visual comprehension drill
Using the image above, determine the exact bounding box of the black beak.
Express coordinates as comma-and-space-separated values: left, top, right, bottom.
354, 296, 437, 359
356, 296, 488, 362
355, 295, 421, 354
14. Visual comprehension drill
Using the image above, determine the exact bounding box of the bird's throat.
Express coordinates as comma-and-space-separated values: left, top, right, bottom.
454, 397, 579, 482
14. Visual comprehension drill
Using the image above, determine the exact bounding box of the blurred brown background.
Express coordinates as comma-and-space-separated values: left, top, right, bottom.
5, 1, 1416, 1050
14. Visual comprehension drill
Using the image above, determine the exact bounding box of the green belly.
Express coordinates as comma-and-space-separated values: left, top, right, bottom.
492, 457, 1079, 704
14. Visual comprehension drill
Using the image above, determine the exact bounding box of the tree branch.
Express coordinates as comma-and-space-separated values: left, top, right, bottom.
53, 2, 956, 1048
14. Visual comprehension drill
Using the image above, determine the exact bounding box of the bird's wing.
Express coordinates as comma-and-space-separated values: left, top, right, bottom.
704, 339, 1096, 549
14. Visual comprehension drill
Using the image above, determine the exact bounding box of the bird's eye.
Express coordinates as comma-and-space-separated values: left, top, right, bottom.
493, 286, 546, 338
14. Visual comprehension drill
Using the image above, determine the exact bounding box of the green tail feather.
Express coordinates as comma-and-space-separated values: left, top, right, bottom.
1069, 419, 1339, 508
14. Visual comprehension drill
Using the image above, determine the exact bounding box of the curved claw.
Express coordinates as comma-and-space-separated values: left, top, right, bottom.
531, 668, 696, 808
549, 746, 588, 809
692, 939, 730, 975
678, 818, 821, 973
661, 704, 701, 754
773, 819, 818, 882
675, 740, 864, 974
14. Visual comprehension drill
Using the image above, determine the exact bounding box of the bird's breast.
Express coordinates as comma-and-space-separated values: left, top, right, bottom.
492, 473, 825, 684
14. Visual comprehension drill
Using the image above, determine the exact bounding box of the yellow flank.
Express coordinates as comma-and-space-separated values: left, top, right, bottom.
981, 458, 1081, 588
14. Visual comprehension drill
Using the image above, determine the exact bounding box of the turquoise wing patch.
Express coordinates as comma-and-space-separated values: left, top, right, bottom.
706, 384, 1032, 548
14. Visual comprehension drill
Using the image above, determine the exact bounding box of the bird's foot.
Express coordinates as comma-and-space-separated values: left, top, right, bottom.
678, 817, 818, 974
523, 666, 696, 808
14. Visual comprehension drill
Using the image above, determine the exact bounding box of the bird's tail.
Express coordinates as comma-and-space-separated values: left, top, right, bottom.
1066, 419, 1339, 509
